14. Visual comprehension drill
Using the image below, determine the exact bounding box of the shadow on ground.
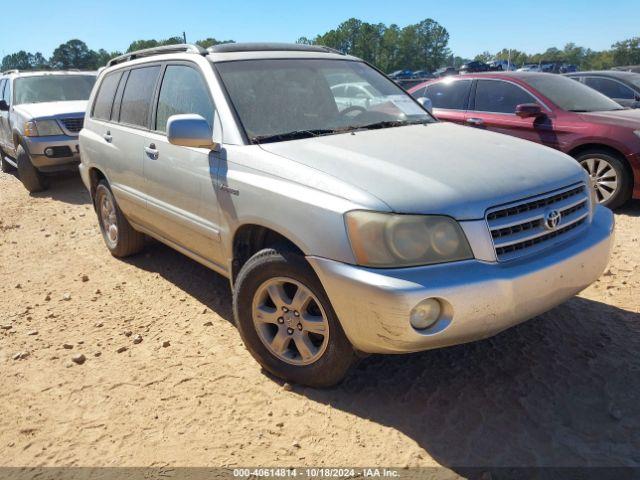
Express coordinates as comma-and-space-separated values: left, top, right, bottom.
618, 199, 640, 218
31, 173, 91, 206
126, 239, 640, 475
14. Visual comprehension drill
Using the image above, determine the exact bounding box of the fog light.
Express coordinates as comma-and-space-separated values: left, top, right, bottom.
44, 148, 54, 157
410, 298, 441, 330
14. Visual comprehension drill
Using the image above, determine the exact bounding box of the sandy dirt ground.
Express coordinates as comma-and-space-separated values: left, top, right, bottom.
1, 171, 639, 476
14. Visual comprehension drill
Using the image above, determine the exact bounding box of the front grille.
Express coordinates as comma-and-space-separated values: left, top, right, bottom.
59, 117, 84, 133
486, 184, 590, 262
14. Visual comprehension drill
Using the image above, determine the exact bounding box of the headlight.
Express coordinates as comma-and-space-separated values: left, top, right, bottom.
24, 120, 63, 137
345, 211, 473, 267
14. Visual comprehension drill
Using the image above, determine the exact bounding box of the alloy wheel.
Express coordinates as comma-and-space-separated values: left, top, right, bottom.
580, 157, 618, 204
252, 277, 329, 366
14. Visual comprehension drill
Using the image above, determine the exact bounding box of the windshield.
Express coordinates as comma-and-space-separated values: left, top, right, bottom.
14, 75, 96, 105
215, 59, 434, 143
525, 75, 624, 112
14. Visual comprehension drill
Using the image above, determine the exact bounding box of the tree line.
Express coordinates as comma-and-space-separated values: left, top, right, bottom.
1, 37, 234, 72
2, 19, 639, 73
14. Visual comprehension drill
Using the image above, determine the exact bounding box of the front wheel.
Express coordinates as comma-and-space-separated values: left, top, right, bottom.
16, 144, 47, 192
576, 150, 631, 209
233, 248, 356, 387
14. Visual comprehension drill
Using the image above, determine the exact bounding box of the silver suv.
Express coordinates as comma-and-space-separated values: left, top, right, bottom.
0, 70, 96, 192
79, 44, 614, 387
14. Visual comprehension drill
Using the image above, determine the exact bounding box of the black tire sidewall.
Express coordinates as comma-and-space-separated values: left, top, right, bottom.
16, 144, 46, 192
233, 248, 355, 387
577, 150, 632, 209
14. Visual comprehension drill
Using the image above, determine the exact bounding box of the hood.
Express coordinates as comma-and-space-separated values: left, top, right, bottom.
260, 123, 586, 220
13, 100, 88, 120
581, 109, 640, 129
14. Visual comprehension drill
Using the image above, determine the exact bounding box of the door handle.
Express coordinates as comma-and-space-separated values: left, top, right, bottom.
144, 143, 159, 159
103, 131, 113, 143
466, 118, 484, 126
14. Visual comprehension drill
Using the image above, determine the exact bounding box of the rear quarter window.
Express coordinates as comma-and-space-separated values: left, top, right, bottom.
92, 72, 123, 121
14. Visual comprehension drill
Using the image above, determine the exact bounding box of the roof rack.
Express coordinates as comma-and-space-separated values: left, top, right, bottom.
1, 69, 19, 75
107, 44, 206, 67
207, 42, 345, 56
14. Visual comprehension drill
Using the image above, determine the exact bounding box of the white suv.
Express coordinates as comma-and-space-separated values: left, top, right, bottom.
79, 43, 614, 387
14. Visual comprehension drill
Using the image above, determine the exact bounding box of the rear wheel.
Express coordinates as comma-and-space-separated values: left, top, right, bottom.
576, 150, 631, 209
233, 247, 356, 387
16, 144, 47, 192
95, 180, 145, 257
0, 147, 14, 173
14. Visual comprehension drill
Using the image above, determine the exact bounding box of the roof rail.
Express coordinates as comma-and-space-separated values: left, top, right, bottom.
207, 42, 345, 56
1, 69, 19, 75
107, 44, 206, 67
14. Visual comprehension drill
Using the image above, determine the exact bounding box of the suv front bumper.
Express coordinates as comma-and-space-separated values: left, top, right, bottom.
24, 135, 81, 172
308, 206, 614, 354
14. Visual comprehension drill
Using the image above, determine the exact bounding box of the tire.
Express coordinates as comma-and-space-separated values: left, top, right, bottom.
575, 149, 632, 209
16, 144, 46, 192
233, 247, 356, 387
94, 180, 145, 257
0, 147, 14, 173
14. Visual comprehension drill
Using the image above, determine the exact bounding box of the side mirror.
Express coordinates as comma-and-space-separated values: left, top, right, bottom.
417, 97, 433, 114
166, 114, 218, 150
0, 100, 9, 112
515, 103, 543, 119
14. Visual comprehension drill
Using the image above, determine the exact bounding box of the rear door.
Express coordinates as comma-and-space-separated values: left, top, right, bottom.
142, 62, 224, 267
466, 79, 560, 148
584, 76, 638, 108
418, 79, 472, 124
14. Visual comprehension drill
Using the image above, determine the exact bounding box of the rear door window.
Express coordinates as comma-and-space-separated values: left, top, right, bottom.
155, 65, 214, 133
92, 71, 122, 121
584, 77, 635, 100
473, 80, 537, 114
424, 80, 472, 110
119, 66, 161, 128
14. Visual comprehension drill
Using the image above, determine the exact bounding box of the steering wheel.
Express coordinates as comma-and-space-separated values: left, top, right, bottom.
340, 106, 367, 118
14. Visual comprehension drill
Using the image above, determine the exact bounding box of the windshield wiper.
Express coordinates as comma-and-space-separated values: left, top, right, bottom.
251, 129, 336, 144
358, 120, 430, 130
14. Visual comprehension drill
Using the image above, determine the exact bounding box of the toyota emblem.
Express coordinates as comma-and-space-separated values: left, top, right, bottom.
544, 210, 561, 231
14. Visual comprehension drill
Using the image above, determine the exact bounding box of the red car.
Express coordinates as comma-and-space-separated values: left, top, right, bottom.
409, 72, 640, 208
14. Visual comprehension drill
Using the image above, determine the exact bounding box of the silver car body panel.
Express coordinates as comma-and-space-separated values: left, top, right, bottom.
79, 48, 613, 354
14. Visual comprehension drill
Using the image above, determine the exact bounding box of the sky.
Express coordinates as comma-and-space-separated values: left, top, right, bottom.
1, 0, 637, 59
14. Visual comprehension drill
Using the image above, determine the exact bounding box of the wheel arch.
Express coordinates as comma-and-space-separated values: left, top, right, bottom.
568, 143, 634, 185
87, 167, 108, 205
231, 223, 306, 285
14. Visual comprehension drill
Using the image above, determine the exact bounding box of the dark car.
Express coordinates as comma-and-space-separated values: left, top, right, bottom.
460, 61, 490, 74
409, 72, 640, 208
565, 71, 640, 109
433, 67, 458, 78
412, 70, 433, 79
388, 69, 413, 80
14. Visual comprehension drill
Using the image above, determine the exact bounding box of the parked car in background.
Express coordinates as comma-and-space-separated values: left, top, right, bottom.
0, 70, 96, 192
388, 69, 413, 80
434, 66, 458, 77
412, 70, 434, 80
489, 60, 518, 71
612, 65, 640, 74
80, 43, 613, 387
517, 64, 541, 72
566, 71, 640, 109
460, 61, 491, 74
409, 72, 640, 208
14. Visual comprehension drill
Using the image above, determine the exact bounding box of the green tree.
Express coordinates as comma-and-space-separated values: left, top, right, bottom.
612, 37, 640, 66
195, 38, 235, 49
50, 39, 98, 70
95, 49, 122, 68
474, 51, 493, 63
